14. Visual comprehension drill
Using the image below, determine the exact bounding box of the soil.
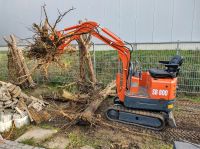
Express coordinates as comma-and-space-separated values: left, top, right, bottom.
99, 98, 200, 143
41, 97, 200, 148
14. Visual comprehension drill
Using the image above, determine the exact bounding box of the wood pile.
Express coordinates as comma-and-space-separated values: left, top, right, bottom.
0, 81, 49, 124
53, 80, 116, 125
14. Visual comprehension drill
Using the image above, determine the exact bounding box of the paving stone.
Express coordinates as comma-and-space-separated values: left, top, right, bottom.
0, 139, 45, 149
174, 141, 200, 149
0, 143, 7, 148
5, 140, 18, 146
21, 145, 34, 149
80, 145, 95, 149
16, 127, 57, 142
8, 146, 18, 149
43, 135, 70, 149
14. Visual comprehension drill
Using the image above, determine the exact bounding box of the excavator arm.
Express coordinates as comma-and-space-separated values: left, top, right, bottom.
55, 21, 131, 101
52, 21, 180, 131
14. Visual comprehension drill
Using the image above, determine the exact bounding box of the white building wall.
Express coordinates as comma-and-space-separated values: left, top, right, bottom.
0, 0, 199, 45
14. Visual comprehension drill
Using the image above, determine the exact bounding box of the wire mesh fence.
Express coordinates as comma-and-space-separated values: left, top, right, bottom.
0, 41, 200, 94
92, 42, 200, 94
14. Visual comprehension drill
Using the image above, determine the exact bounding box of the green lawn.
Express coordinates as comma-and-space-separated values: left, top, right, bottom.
0, 51, 8, 81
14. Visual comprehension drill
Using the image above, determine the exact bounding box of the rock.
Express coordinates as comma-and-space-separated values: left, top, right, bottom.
4, 100, 12, 105
16, 127, 57, 142
43, 135, 70, 149
0, 120, 13, 133
80, 145, 95, 149
0, 81, 49, 125
13, 113, 30, 128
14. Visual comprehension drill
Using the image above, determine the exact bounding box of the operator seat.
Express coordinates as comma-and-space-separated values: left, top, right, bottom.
149, 55, 183, 78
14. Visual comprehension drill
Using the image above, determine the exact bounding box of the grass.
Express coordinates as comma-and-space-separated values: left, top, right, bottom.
2, 125, 30, 141
141, 139, 173, 149
39, 123, 59, 130
66, 132, 103, 149
66, 131, 173, 149
94, 49, 200, 94
0, 51, 8, 81
19, 125, 57, 148
20, 138, 37, 146
177, 94, 200, 102
20, 138, 46, 148
0, 49, 200, 95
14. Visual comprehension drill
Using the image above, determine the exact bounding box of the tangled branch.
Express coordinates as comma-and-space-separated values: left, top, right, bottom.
27, 5, 76, 79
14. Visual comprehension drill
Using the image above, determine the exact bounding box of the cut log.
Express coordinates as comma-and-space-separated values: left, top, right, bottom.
59, 110, 77, 121
80, 80, 116, 123
62, 90, 89, 100
61, 90, 77, 101
28, 107, 51, 124
54, 81, 116, 125
57, 90, 89, 103
108, 90, 117, 97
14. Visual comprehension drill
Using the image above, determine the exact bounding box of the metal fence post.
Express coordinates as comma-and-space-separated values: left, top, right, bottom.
133, 43, 137, 51
133, 43, 138, 60
176, 40, 180, 55
92, 43, 96, 77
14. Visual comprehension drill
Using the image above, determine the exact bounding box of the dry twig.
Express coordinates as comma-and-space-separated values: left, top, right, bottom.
27, 5, 76, 79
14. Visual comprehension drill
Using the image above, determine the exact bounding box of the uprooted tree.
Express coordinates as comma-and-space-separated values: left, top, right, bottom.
27, 5, 76, 81
27, 5, 97, 87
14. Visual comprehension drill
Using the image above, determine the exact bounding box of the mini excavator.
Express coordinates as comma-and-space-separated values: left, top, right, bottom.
54, 21, 183, 130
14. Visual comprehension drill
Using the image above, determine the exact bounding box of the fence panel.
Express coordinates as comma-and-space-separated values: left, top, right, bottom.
0, 41, 200, 94
93, 42, 200, 94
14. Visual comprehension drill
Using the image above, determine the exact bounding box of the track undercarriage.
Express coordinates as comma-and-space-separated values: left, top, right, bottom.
106, 104, 167, 130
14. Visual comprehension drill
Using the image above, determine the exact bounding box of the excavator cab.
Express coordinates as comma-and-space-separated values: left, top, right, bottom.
127, 55, 183, 100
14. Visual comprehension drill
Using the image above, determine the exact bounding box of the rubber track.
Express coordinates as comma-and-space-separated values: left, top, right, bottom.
106, 105, 166, 131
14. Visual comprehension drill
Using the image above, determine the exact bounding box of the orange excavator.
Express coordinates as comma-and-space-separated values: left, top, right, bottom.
54, 21, 183, 130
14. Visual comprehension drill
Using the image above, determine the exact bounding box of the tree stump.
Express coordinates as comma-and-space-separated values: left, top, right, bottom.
77, 20, 96, 85
4, 35, 35, 88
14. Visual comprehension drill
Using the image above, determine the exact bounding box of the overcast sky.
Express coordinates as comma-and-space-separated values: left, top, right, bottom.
0, 0, 200, 45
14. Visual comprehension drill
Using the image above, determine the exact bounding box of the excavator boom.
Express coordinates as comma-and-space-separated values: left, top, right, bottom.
56, 21, 131, 100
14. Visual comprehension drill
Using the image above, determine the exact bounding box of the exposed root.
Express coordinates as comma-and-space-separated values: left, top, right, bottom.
27, 5, 76, 79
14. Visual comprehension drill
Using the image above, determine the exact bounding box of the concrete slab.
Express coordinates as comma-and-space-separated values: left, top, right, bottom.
0, 139, 45, 149
80, 145, 95, 149
174, 141, 200, 149
43, 135, 70, 149
16, 127, 57, 142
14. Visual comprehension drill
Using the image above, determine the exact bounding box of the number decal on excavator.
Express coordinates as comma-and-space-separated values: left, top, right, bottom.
152, 89, 158, 95
152, 89, 168, 96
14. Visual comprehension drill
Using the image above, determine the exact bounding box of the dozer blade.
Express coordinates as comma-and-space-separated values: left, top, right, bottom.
106, 105, 165, 131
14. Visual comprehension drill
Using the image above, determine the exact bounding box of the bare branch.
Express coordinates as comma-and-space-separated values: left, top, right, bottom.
42, 4, 54, 32
52, 7, 75, 29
